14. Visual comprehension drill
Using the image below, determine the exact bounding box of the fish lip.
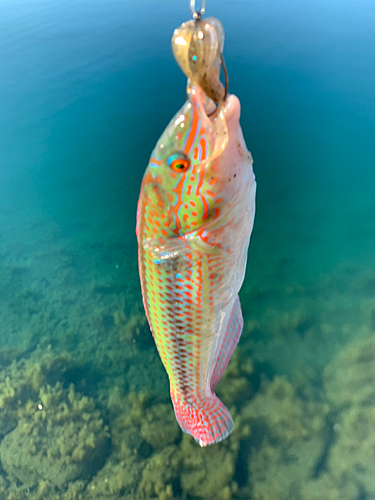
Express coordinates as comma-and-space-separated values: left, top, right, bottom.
223, 94, 238, 121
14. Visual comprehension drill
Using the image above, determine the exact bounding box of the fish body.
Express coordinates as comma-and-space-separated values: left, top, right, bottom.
136, 86, 256, 445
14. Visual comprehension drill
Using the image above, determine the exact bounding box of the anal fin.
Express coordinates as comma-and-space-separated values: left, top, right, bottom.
210, 296, 243, 390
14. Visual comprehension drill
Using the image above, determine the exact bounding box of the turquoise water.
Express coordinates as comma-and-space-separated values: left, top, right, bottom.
0, 0, 375, 498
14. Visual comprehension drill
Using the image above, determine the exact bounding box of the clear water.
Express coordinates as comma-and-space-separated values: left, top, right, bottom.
0, 0, 374, 498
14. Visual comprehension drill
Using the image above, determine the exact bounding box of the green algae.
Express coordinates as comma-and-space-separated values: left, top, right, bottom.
1, 261, 375, 500
0, 348, 110, 493
1, 383, 110, 488
323, 333, 375, 497
0, 341, 325, 500
0, 333, 366, 500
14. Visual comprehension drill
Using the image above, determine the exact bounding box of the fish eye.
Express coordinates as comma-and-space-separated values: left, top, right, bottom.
168, 152, 190, 172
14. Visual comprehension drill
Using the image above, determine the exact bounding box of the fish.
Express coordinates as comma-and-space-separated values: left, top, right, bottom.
136, 85, 256, 446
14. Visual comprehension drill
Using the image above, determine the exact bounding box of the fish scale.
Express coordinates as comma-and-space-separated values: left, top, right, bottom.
137, 85, 256, 445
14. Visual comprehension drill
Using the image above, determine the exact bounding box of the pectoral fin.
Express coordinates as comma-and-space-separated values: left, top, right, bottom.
143, 236, 191, 264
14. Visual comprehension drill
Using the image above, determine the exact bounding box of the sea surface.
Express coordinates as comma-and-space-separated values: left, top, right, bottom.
0, 0, 375, 498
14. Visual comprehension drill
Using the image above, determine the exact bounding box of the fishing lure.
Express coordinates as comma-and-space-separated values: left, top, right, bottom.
136, 0, 256, 446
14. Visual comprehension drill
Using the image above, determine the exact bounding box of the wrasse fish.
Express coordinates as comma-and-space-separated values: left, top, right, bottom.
136, 85, 256, 446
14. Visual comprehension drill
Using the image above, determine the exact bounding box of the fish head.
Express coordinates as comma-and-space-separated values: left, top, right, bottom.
137, 85, 253, 240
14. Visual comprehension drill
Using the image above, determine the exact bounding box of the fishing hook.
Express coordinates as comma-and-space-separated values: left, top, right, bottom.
221, 51, 229, 103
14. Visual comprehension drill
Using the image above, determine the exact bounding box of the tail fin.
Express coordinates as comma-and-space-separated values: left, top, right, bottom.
171, 394, 234, 446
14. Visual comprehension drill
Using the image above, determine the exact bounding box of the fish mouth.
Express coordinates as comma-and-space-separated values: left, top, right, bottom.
194, 85, 240, 124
